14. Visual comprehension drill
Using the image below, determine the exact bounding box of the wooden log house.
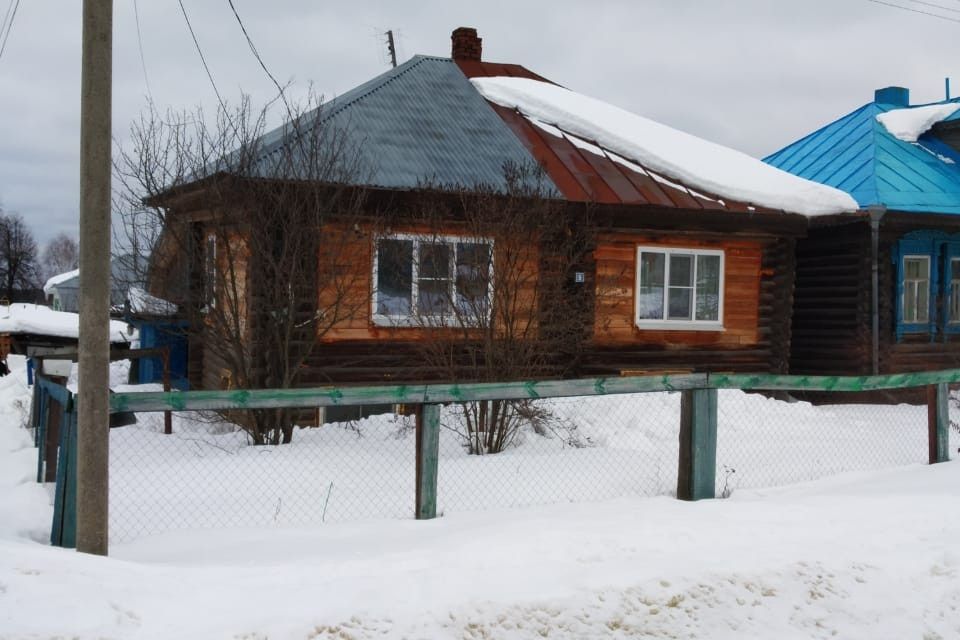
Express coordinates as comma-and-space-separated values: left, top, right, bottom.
149, 28, 849, 399
766, 86, 960, 385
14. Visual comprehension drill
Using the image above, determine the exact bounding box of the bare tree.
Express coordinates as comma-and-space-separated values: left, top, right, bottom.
41, 232, 79, 281
389, 165, 595, 454
0, 209, 40, 301
115, 93, 377, 445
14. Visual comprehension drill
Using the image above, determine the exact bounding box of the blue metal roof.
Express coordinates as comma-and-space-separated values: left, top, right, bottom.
764, 96, 960, 215
253, 55, 557, 194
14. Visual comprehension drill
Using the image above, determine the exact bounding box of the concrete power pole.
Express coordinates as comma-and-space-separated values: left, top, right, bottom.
76, 0, 113, 556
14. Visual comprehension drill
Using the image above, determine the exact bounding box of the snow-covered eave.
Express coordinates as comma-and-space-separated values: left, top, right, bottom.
42, 269, 80, 296
471, 76, 858, 218
876, 103, 960, 143
0, 304, 131, 344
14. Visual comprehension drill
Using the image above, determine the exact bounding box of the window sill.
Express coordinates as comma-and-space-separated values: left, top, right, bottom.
372, 315, 484, 328
635, 320, 724, 332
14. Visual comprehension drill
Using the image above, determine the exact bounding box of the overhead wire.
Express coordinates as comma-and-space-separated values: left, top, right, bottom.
902, 0, 960, 13
177, 0, 229, 114
133, 0, 153, 102
224, 0, 290, 113
0, 0, 14, 42
864, 0, 960, 23
0, 0, 21, 63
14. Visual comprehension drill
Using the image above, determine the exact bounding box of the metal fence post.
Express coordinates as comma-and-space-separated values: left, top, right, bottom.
415, 403, 440, 519
927, 383, 950, 464
677, 388, 718, 500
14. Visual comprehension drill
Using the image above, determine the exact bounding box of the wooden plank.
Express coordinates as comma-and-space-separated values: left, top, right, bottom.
677, 388, 717, 501
50, 395, 76, 548
416, 404, 440, 519
712, 370, 960, 391
111, 373, 711, 413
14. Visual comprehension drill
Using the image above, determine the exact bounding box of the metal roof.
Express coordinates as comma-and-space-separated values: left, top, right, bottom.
250, 54, 785, 214
458, 60, 781, 213
253, 55, 557, 194
764, 97, 960, 215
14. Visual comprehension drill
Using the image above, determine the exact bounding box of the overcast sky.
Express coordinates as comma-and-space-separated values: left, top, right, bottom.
0, 0, 958, 246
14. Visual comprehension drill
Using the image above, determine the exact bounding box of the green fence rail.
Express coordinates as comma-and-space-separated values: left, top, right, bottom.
37, 368, 956, 549
109, 369, 960, 414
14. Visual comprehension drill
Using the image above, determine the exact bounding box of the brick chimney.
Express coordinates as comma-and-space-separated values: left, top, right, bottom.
451, 27, 482, 61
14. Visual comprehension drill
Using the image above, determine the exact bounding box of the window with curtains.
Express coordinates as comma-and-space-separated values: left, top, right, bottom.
373, 235, 493, 326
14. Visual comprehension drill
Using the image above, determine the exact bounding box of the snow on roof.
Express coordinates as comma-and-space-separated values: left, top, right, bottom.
0, 304, 131, 343
42, 268, 80, 295
876, 103, 960, 143
471, 76, 858, 217
127, 286, 178, 316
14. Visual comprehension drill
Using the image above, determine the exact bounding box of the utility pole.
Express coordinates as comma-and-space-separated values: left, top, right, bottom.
76, 0, 112, 556
386, 30, 397, 68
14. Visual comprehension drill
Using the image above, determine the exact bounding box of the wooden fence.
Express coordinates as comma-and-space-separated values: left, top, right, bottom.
35, 368, 956, 548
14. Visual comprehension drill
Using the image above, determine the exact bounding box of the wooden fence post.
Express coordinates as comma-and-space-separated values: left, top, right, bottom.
677, 388, 718, 501
34, 384, 47, 483
43, 395, 62, 483
927, 383, 950, 464
51, 393, 78, 548
415, 403, 440, 519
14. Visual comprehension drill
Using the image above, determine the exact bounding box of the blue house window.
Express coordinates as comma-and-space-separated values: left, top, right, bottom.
901, 255, 929, 325
949, 258, 960, 325
894, 232, 960, 339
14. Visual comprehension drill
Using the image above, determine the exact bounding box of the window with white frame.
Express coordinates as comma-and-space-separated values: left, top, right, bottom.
373, 235, 493, 325
901, 255, 930, 325
636, 246, 724, 329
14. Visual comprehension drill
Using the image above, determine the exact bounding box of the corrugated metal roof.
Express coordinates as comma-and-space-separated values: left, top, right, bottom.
251, 54, 788, 214
253, 55, 557, 194
764, 98, 960, 215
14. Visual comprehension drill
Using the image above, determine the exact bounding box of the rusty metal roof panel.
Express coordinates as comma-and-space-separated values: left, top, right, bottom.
457, 60, 781, 214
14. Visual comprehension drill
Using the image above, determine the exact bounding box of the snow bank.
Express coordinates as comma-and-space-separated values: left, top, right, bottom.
0, 356, 52, 542
2, 459, 958, 638
471, 76, 859, 216
0, 303, 131, 343
876, 102, 960, 142
42, 268, 79, 295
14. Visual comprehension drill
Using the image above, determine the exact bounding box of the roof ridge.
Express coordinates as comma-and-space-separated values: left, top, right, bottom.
316, 55, 449, 124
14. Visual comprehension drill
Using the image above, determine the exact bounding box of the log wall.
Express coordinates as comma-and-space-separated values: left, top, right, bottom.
789, 221, 872, 376
582, 232, 795, 375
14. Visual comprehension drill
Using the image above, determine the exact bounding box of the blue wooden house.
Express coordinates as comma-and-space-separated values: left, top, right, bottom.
765, 86, 960, 376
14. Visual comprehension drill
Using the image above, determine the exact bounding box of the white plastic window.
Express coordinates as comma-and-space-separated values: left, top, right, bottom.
636, 246, 724, 330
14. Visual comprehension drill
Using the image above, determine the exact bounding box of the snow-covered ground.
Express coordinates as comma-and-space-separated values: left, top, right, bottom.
1, 354, 958, 638
105, 387, 936, 544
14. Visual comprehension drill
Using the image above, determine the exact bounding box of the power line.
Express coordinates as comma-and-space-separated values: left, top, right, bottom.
224, 0, 289, 111
132, 0, 153, 101
864, 0, 960, 23
0, 0, 21, 63
0, 0, 14, 41
903, 0, 960, 13
177, 0, 228, 113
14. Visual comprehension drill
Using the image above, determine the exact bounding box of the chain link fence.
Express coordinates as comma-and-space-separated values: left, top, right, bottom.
103, 386, 956, 544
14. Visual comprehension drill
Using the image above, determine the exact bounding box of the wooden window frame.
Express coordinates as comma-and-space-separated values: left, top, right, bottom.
204, 231, 217, 310
634, 246, 725, 332
901, 254, 931, 327
371, 233, 495, 327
